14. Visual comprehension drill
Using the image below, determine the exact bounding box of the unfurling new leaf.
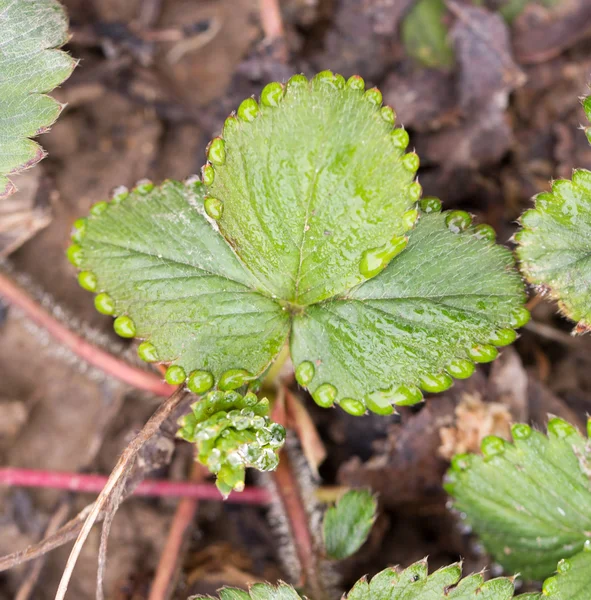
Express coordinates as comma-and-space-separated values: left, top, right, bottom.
177, 390, 285, 497
323, 489, 377, 560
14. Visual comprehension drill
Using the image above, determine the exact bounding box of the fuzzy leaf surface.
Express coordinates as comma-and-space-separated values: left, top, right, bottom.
78, 180, 290, 381
446, 418, 591, 580
291, 212, 526, 410
0, 0, 75, 199
323, 489, 377, 559
207, 73, 418, 305
517, 169, 591, 331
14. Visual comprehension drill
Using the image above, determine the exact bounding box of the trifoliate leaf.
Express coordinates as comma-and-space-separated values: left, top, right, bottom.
291, 211, 528, 415
70, 72, 528, 416
446, 418, 591, 581
205, 71, 419, 305
345, 559, 517, 599
178, 389, 285, 497
323, 489, 377, 560
73, 179, 290, 388
0, 0, 76, 200
516, 168, 591, 333
401, 0, 455, 70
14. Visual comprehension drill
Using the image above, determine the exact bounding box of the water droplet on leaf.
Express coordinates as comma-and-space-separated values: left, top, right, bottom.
219, 369, 251, 390
138, 341, 159, 363
188, 370, 215, 394
360, 235, 408, 278
165, 365, 187, 385
71, 218, 87, 243
419, 372, 453, 393
260, 82, 284, 107
347, 75, 365, 91
542, 576, 558, 595
295, 361, 315, 386
364, 87, 382, 106
66, 244, 83, 267
111, 186, 129, 203
402, 152, 420, 173
114, 315, 136, 338
94, 292, 115, 315
237, 98, 259, 122
447, 358, 475, 380
473, 223, 496, 241
204, 196, 223, 220
511, 423, 532, 440
489, 328, 517, 347
78, 271, 97, 292
419, 197, 441, 213
339, 397, 365, 416
202, 164, 215, 186
445, 210, 472, 233
402, 209, 419, 230
207, 137, 226, 166
481, 435, 506, 458
391, 384, 423, 406
547, 417, 577, 439
391, 128, 409, 149
380, 106, 395, 124
468, 344, 498, 363
509, 307, 530, 328
313, 383, 337, 408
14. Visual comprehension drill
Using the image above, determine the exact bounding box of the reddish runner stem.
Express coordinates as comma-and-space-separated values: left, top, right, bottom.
0, 468, 271, 504
0, 271, 174, 397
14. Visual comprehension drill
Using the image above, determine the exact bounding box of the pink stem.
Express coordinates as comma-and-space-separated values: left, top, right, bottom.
0, 271, 175, 397
0, 468, 271, 505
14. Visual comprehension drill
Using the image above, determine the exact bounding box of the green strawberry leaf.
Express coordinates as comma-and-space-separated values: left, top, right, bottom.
72, 179, 290, 389
516, 168, 591, 333
291, 210, 528, 415
190, 560, 520, 600
70, 72, 528, 418
0, 0, 76, 199
205, 71, 420, 306
401, 0, 455, 70
323, 489, 377, 560
446, 417, 591, 581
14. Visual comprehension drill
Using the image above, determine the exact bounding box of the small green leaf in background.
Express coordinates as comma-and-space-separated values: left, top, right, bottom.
323, 489, 377, 560
516, 92, 591, 334
345, 559, 517, 599
498, 0, 561, 24
516, 168, 591, 333
0, 0, 76, 200
402, 0, 455, 69
446, 417, 591, 581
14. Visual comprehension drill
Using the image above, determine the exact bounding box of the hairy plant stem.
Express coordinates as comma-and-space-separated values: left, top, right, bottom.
0, 270, 174, 396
